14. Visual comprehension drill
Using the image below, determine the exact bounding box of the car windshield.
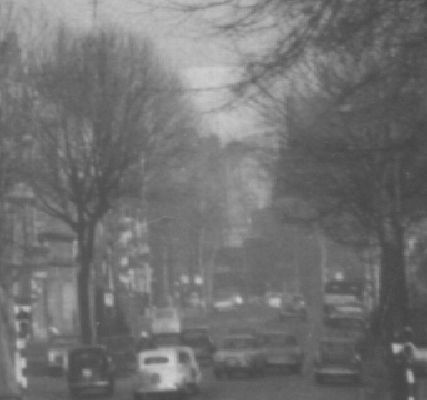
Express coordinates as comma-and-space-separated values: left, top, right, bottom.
143, 356, 171, 365
264, 334, 297, 347
320, 342, 354, 362
222, 337, 257, 349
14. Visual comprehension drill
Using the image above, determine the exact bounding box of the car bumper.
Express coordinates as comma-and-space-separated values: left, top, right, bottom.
69, 380, 111, 389
315, 367, 360, 378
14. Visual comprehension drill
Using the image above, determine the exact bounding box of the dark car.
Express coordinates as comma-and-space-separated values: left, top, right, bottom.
260, 331, 304, 374
213, 334, 266, 378
67, 346, 115, 397
314, 338, 362, 384
279, 295, 307, 321
181, 327, 216, 365
324, 315, 368, 355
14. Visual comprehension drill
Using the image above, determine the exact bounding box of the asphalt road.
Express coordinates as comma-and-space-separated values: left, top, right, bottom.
28, 364, 365, 400
27, 303, 368, 400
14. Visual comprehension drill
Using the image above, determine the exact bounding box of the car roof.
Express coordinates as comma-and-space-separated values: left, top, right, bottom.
320, 337, 356, 344
140, 346, 193, 356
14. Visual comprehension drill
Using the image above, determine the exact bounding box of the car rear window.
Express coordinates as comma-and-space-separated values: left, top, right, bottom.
143, 356, 171, 365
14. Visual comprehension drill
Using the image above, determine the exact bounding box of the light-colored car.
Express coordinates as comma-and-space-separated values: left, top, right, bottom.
133, 346, 202, 400
314, 338, 362, 384
213, 334, 266, 379
260, 332, 304, 373
212, 293, 243, 312
47, 335, 79, 376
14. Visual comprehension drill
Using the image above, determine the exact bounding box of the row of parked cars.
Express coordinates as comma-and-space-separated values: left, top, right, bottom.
61, 325, 306, 398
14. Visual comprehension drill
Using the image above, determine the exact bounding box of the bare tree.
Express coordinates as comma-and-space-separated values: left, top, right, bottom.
28, 27, 195, 344
274, 45, 427, 338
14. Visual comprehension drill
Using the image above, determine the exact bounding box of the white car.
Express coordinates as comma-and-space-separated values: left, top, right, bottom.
133, 347, 202, 399
213, 294, 243, 312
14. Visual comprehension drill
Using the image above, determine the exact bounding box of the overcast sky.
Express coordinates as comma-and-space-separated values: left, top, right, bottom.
24, 0, 259, 141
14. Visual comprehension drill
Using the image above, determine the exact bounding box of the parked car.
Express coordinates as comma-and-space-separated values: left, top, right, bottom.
212, 293, 243, 312
260, 331, 304, 374
132, 346, 202, 400
313, 338, 362, 384
324, 315, 368, 355
279, 294, 307, 321
67, 346, 115, 397
213, 334, 266, 379
47, 335, 79, 376
181, 327, 216, 366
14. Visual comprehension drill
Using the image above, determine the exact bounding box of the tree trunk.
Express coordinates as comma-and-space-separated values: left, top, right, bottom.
77, 224, 96, 344
378, 219, 407, 342
0, 287, 18, 395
